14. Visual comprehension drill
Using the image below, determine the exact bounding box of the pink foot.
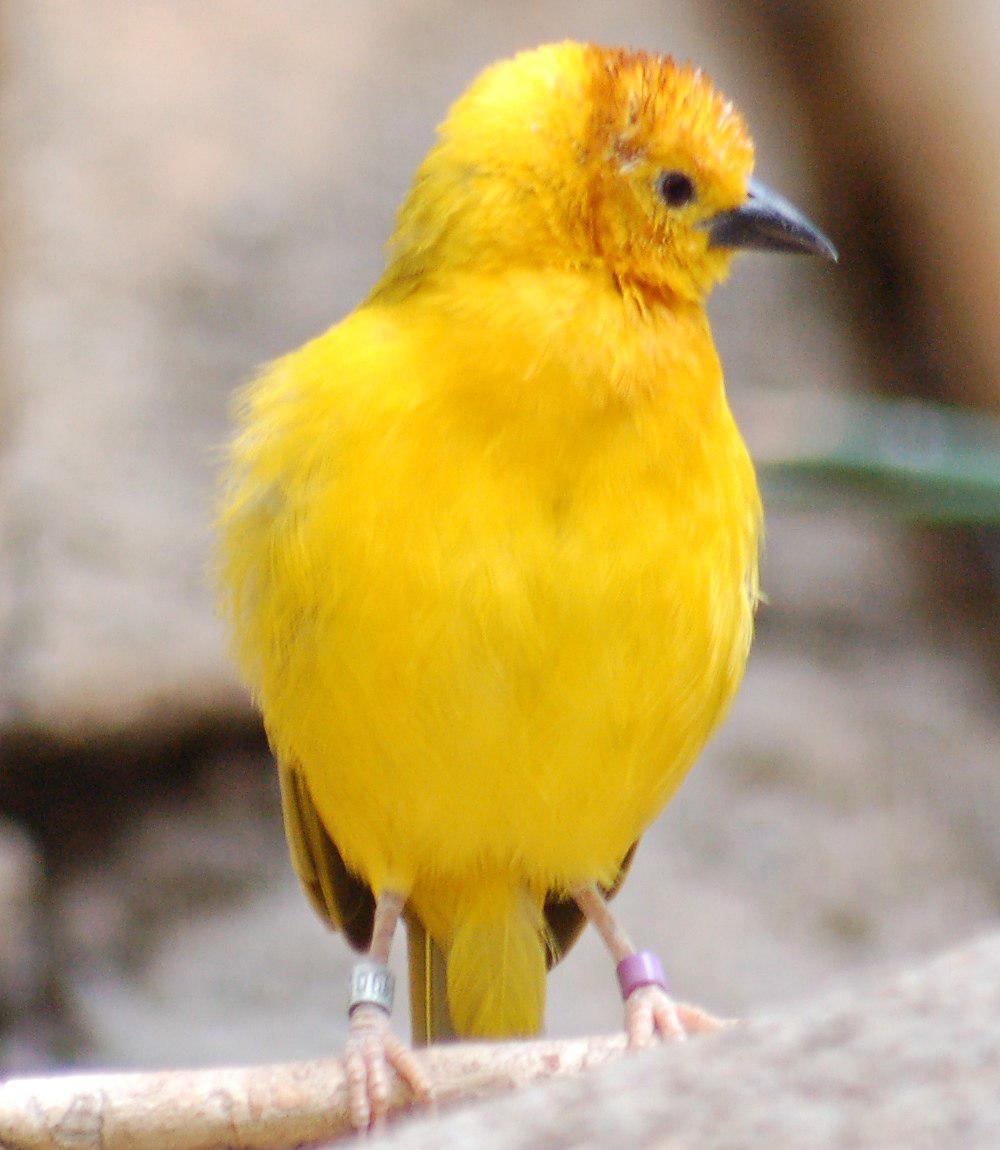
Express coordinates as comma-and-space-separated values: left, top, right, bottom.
625, 985, 732, 1049
344, 1004, 434, 1132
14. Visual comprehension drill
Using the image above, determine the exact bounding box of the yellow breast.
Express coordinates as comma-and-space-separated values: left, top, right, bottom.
219, 266, 760, 915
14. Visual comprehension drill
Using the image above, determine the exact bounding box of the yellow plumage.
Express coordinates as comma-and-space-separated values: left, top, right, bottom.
219, 43, 762, 1040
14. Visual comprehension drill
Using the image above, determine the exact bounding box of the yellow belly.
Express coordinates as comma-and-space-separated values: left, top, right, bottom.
289, 516, 752, 920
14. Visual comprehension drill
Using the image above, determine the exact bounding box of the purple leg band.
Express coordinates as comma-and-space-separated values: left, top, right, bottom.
617, 950, 667, 1000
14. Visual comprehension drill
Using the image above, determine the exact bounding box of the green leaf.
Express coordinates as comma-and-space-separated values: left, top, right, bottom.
757, 398, 1000, 524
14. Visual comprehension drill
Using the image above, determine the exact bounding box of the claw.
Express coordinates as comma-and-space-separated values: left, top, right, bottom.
345, 1004, 433, 1132
678, 1001, 734, 1034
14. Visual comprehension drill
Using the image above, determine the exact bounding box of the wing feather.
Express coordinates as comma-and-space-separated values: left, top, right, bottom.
277, 756, 376, 952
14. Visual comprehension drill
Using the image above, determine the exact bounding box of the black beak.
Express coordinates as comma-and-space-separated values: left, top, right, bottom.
702, 178, 837, 261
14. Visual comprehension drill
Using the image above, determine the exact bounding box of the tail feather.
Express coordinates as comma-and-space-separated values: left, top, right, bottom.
446, 890, 546, 1039
406, 917, 455, 1045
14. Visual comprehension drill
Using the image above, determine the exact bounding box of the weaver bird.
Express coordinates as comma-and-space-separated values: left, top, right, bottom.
218, 42, 835, 1130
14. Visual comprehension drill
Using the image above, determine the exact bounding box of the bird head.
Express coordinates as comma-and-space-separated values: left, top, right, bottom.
380, 43, 835, 304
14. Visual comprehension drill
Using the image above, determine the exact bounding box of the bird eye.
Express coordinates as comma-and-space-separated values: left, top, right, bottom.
658, 171, 696, 208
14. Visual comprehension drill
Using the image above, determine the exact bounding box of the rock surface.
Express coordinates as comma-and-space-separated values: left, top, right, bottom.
767, 0, 1000, 410
368, 933, 1000, 1149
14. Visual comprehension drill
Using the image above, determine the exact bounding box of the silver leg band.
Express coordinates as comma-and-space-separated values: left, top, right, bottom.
349, 961, 395, 1015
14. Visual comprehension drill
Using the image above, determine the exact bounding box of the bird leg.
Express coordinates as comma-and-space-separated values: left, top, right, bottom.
573, 884, 727, 1049
344, 890, 433, 1132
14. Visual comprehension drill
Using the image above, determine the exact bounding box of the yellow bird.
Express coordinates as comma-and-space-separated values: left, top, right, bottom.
218, 42, 834, 1129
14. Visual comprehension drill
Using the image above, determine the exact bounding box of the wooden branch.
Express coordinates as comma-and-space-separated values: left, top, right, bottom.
0, 1034, 627, 1150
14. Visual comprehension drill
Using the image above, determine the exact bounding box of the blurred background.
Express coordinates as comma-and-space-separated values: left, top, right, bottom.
0, 1, 996, 1072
